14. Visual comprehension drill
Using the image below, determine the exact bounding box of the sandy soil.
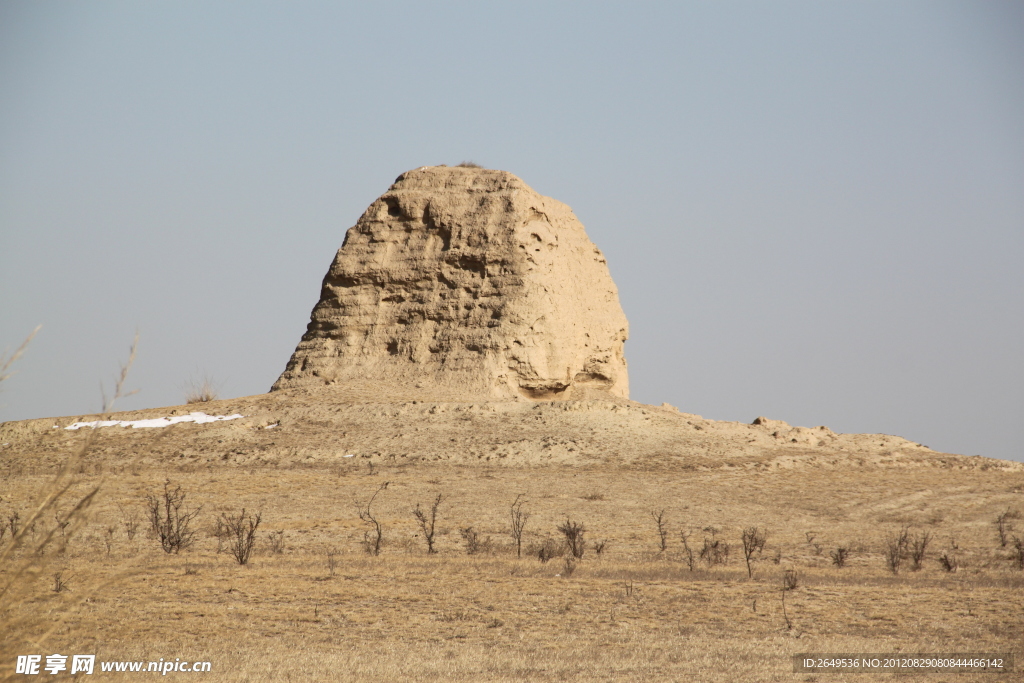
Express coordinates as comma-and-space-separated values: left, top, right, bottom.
1, 395, 1022, 681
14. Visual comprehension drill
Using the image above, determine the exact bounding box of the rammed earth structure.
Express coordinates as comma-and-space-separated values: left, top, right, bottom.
273, 166, 629, 401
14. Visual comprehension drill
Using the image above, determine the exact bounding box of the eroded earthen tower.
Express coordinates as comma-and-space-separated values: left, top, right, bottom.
272, 166, 628, 401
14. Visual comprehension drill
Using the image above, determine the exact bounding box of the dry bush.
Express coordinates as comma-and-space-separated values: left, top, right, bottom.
593, 539, 608, 556
830, 546, 850, 568
909, 530, 931, 571
699, 530, 729, 566
509, 494, 529, 558
679, 530, 696, 571
884, 527, 910, 574
118, 504, 139, 541
740, 526, 766, 577
561, 556, 576, 578
184, 373, 218, 404
557, 518, 586, 559
995, 509, 1018, 547
456, 161, 482, 168
146, 480, 202, 554
780, 569, 799, 630
650, 509, 668, 553
325, 546, 339, 576
221, 508, 262, 565
1012, 537, 1024, 571
413, 493, 444, 554
267, 530, 286, 554
7, 511, 21, 539
51, 570, 71, 593
939, 550, 958, 572
534, 537, 563, 563
459, 526, 492, 555
211, 517, 229, 553
104, 526, 115, 556
804, 531, 823, 556
358, 481, 388, 556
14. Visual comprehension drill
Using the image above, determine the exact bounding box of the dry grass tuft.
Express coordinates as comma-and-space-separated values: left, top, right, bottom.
184, 374, 219, 404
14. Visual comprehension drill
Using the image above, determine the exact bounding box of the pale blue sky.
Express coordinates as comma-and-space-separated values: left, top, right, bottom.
1, 2, 1022, 461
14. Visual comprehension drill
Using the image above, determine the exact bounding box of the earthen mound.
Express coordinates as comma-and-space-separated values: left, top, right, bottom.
272, 166, 629, 401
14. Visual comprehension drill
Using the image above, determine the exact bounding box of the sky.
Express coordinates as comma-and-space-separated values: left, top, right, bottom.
1, 1, 1022, 462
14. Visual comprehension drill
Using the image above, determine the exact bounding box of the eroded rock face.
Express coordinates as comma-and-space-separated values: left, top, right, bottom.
272, 166, 629, 401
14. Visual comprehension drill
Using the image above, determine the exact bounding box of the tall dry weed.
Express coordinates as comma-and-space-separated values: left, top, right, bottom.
0, 332, 137, 681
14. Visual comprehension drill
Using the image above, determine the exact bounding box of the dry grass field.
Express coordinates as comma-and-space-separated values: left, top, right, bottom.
2, 394, 1023, 681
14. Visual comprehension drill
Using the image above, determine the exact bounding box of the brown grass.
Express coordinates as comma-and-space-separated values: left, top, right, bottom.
184, 374, 218, 404
1, 460, 1021, 681
0, 333, 137, 682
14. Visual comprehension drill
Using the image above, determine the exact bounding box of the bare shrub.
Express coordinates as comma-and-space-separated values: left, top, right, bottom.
266, 530, 285, 554
740, 526, 767, 578
593, 539, 608, 556
699, 531, 729, 567
118, 504, 139, 541
459, 526, 491, 555
53, 510, 70, 542
456, 161, 482, 168
1012, 537, 1024, 571
221, 508, 261, 565
557, 518, 586, 559
651, 509, 668, 553
909, 530, 931, 571
509, 494, 530, 558
536, 537, 562, 563
680, 531, 696, 571
146, 481, 202, 554
582, 492, 604, 501
52, 570, 71, 593
413, 493, 444, 554
325, 546, 339, 576
8, 511, 21, 539
211, 517, 230, 553
358, 481, 388, 556
184, 373, 218, 404
884, 527, 910, 574
804, 531, 822, 555
938, 550, 958, 573
780, 569, 799, 630
995, 510, 1018, 547
561, 557, 576, 578
830, 546, 850, 568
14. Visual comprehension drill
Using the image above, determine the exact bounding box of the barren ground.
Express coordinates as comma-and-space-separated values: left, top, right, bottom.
1, 394, 1022, 681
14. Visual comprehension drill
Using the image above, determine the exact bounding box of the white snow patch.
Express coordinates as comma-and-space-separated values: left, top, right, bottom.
344, 454, 356, 458
64, 412, 244, 431
265, 423, 279, 429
